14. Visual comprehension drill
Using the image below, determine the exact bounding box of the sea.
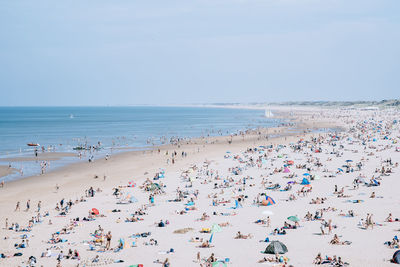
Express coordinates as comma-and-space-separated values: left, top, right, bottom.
0, 106, 282, 181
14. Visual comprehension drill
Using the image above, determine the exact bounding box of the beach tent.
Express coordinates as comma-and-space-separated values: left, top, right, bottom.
262, 196, 276, 206
393, 250, 400, 264
148, 183, 161, 191
91, 208, 99, 215
301, 178, 310, 185
264, 241, 288, 254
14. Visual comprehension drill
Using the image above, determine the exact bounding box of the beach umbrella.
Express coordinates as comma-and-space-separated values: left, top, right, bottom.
262, 196, 276, 206
392, 250, 400, 264
264, 241, 288, 254
91, 208, 99, 215
345, 160, 353, 162
209, 224, 222, 243
262, 210, 274, 216
211, 224, 222, 233
303, 173, 310, 176
287, 216, 300, 222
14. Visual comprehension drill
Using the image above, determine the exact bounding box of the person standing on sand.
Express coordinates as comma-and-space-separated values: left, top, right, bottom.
26, 199, 30, 211
5, 218, 8, 229
366, 213, 374, 229
105, 231, 112, 250
369, 214, 374, 229
15, 201, 20, 211
328, 219, 333, 234
37, 201, 41, 212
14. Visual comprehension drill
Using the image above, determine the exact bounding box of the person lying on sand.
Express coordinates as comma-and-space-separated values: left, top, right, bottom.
190, 237, 203, 243
384, 236, 399, 248
314, 254, 348, 266
385, 213, 399, 222
200, 213, 210, 221
198, 240, 214, 248
234, 231, 252, 239
258, 253, 279, 263
330, 234, 351, 245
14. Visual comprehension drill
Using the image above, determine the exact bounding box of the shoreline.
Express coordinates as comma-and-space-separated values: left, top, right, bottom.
0, 106, 341, 183
0, 105, 286, 181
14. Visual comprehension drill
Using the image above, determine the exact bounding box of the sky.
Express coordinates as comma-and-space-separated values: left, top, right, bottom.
0, 0, 399, 106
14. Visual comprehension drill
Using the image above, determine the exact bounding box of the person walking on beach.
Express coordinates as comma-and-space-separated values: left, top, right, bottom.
369, 214, 374, 229
105, 231, 112, 250
365, 213, 374, 229
37, 201, 41, 212
15, 201, 20, 211
5, 218, 8, 229
197, 252, 201, 263
26, 199, 30, 211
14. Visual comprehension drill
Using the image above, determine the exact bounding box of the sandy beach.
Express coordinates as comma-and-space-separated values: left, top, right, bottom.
1, 106, 400, 267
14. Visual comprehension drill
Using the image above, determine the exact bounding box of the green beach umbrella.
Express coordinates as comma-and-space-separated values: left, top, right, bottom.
287, 216, 300, 222
211, 223, 222, 233
209, 223, 222, 243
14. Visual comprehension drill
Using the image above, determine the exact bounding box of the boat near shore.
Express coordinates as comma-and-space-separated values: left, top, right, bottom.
27, 143, 40, 147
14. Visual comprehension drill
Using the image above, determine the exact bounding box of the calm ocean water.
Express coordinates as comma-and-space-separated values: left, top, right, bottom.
0, 106, 281, 180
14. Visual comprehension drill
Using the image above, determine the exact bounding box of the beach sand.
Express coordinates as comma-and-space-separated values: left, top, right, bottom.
0, 165, 16, 178
0, 107, 399, 266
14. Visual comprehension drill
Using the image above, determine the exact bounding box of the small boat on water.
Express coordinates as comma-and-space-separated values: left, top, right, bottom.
73, 146, 88, 151
27, 143, 40, 147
